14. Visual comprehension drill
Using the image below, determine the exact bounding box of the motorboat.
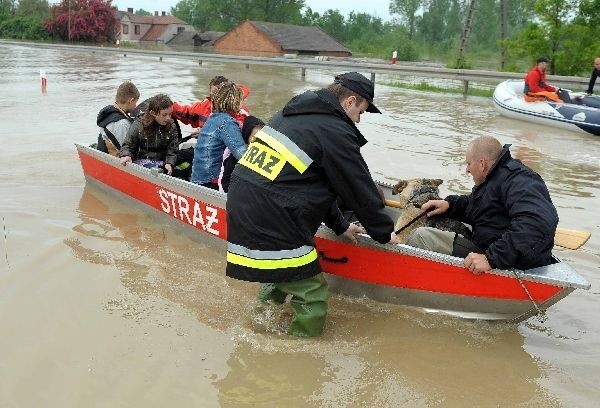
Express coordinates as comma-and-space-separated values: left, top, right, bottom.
493, 79, 600, 136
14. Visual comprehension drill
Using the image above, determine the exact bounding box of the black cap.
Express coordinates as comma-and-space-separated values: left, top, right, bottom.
333, 72, 381, 114
536, 56, 550, 64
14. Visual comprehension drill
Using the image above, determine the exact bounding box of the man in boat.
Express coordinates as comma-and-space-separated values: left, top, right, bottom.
96, 81, 140, 156
406, 136, 558, 275
586, 57, 600, 96
523, 56, 566, 102
225, 72, 401, 337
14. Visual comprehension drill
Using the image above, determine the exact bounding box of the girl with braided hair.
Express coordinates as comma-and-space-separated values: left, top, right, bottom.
119, 93, 179, 175
191, 82, 248, 189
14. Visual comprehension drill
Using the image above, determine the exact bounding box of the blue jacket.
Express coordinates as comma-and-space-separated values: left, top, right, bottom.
191, 112, 246, 184
445, 145, 558, 270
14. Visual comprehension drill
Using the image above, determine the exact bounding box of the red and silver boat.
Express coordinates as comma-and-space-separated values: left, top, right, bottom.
76, 143, 591, 322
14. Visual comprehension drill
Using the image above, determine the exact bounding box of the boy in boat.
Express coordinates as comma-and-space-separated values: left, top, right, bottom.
225, 72, 401, 337
96, 81, 140, 156
406, 136, 558, 275
119, 94, 179, 175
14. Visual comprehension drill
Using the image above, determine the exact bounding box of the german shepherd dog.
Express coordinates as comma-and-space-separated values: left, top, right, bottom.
391, 178, 472, 243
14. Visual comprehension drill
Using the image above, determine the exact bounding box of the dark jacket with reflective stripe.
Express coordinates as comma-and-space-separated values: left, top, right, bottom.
445, 145, 558, 270
226, 89, 394, 283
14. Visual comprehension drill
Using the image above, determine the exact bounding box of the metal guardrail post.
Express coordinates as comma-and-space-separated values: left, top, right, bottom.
301, 67, 306, 80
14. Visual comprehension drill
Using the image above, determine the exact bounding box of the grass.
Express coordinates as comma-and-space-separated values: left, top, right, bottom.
386, 80, 495, 97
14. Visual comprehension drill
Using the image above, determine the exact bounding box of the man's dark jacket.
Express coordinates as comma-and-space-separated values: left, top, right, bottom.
445, 145, 558, 270
226, 89, 394, 283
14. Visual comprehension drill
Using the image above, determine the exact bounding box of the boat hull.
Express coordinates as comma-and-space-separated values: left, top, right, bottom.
76, 143, 590, 322
493, 79, 600, 136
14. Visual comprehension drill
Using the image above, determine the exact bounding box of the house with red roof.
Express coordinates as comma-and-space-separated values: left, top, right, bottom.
118, 8, 194, 45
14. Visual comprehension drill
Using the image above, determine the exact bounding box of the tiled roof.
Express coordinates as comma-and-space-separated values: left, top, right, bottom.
140, 24, 168, 41
249, 21, 350, 53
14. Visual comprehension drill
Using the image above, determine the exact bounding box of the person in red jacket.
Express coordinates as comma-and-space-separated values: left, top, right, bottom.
523, 56, 562, 102
172, 75, 250, 129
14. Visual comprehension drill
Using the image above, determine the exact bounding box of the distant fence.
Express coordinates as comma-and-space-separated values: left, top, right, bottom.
1, 40, 589, 92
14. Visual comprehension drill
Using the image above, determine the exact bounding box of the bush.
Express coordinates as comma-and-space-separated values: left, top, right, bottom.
0, 16, 50, 40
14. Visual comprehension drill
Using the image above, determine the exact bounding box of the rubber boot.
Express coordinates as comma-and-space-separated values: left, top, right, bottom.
257, 283, 287, 304
278, 274, 329, 337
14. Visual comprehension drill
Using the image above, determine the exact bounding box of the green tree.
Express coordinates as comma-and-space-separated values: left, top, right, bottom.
0, 14, 50, 39
135, 8, 151, 16
508, 0, 580, 74
389, 0, 422, 40
17, 0, 49, 17
0, 0, 17, 21
314, 9, 346, 42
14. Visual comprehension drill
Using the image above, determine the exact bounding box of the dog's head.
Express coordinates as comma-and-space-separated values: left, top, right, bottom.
392, 178, 443, 207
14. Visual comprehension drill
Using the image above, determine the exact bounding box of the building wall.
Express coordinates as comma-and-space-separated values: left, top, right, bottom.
214, 21, 281, 56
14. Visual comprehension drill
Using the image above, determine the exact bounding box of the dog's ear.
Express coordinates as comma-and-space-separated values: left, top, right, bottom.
433, 179, 443, 187
392, 180, 408, 195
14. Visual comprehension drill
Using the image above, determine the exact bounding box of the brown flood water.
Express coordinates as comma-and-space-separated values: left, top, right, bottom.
0, 42, 599, 407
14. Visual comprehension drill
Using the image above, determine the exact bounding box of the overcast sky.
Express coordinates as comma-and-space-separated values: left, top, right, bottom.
101, 0, 393, 21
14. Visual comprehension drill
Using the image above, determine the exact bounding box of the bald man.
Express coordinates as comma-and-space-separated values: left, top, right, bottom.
586, 57, 600, 95
406, 136, 558, 274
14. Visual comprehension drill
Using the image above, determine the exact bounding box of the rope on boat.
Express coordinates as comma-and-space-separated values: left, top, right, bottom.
511, 269, 547, 323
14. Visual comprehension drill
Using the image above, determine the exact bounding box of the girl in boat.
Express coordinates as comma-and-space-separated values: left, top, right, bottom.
119, 93, 179, 175
191, 82, 247, 189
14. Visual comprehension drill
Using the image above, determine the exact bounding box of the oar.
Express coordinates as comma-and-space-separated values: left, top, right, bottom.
384, 199, 591, 250
555, 228, 591, 250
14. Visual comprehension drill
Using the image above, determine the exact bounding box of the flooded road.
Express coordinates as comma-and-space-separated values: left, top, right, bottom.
1, 42, 599, 407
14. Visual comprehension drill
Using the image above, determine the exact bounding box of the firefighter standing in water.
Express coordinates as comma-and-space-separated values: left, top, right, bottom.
225, 72, 400, 337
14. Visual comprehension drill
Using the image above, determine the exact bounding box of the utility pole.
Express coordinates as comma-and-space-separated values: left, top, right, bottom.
456, 0, 478, 68
500, 0, 508, 70
68, 0, 71, 41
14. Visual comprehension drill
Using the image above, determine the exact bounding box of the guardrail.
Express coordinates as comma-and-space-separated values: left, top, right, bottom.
1, 40, 589, 91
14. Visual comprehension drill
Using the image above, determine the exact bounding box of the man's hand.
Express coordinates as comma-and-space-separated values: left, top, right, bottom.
120, 156, 132, 166
164, 163, 173, 175
341, 223, 366, 244
464, 252, 492, 275
388, 232, 401, 245
421, 199, 449, 217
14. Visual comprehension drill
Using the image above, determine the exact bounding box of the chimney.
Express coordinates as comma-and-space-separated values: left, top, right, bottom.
162, 11, 166, 16
127, 7, 133, 13
154, 11, 158, 16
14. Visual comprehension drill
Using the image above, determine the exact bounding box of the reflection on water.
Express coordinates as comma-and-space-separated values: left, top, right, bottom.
1, 42, 599, 406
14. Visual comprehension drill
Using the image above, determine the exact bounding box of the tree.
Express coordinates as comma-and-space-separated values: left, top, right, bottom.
0, 0, 17, 21
17, 0, 49, 17
136, 8, 151, 16
172, 0, 305, 31
507, 0, 579, 74
44, 0, 117, 42
389, 0, 422, 40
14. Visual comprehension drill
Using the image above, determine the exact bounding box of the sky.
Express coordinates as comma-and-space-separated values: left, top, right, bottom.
103, 0, 393, 21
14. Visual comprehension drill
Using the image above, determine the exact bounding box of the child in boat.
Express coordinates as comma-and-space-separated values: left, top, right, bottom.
96, 81, 140, 156
218, 115, 265, 193
172, 75, 250, 130
119, 94, 179, 175
191, 82, 248, 189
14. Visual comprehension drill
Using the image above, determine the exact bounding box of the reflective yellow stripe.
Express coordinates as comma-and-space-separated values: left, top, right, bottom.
238, 141, 285, 180
255, 129, 310, 174
227, 248, 318, 269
